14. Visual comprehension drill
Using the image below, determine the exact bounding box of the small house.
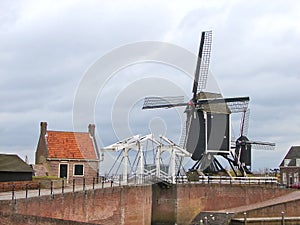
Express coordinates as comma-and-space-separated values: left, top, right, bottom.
0, 154, 33, 182
35, 122, 100, 182
279, 146, 300, 186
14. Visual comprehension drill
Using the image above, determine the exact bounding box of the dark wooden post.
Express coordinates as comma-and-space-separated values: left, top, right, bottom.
38, 182, 41, 196
50, 181, 53, 196
83, 178, 86, 191
25, 184, 28, 198
62, 180, 64, 194
73, 179, 75, 192
12, 184, 15, 200
281, 211, 285, 225
243, 212, 247, 225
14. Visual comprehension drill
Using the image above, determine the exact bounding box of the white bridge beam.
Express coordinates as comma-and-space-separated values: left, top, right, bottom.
102, 134, 192, 184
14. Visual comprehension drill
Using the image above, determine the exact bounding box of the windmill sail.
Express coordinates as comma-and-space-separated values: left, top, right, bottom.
192, 31, 212, 101
249, 141, 276, 150
240, 109, 250, 136
142, 96, 186, 109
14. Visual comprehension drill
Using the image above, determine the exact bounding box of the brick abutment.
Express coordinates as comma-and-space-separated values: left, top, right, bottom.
0, 183, 296, 225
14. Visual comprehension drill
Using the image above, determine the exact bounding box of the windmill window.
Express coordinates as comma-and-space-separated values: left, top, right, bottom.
74, 164, 84, 176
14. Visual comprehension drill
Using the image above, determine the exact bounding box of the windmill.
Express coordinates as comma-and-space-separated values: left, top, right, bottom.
229, 109, 275, 176
142, 31, 250, 174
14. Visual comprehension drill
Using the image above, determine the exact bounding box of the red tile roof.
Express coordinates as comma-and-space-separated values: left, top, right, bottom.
46, 131, 97, 160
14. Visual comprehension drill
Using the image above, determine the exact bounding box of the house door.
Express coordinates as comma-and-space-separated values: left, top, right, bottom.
59, 164, 68, 179
289, 176, 293, 186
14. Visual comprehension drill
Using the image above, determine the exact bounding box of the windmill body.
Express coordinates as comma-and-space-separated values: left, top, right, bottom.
232, 109, 276, 175
142, 31, 252, 175
185, 92, 231, 161
235, 135, 251, 167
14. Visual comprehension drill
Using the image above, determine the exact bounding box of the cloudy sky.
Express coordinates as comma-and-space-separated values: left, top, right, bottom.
1, 0, 300, 171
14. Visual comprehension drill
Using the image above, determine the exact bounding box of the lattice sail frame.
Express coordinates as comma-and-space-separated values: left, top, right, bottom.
197, 31, 212, 92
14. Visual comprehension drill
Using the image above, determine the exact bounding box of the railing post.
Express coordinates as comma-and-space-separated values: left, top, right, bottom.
62, 180, 64, 194
204, 216, 208, 225
25, 184, 28, 198
83, 178, 86, 191
281, 211, 285, 225
50, 181, 53, 196
12, 184, 15, 200
73, 179, 75, 192
226, 212, 229, 223
38, 182, 41, 196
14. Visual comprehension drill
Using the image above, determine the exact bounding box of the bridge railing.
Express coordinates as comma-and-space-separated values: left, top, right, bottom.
175, 175, 279, 186
0, 175, 280, 201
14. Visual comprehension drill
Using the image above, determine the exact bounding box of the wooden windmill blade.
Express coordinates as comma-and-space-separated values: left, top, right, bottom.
248, 140, 276, 150
194, 96, 250, 116
142, 31, 213, 110
196, 96, 249, 105
179, 113, 188, 148
192, 31, 212, 101
226, 99, 250, 113
240, 108, 250, 137
142, 96, 187, 109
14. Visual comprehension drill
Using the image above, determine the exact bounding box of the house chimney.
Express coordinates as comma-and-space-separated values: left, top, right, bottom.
88, 124, 95, 137
40, 122, 47, 136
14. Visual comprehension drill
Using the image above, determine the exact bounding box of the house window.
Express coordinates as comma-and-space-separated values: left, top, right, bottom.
74, 164, 84, 176
282, 172, 286, 184
284, 159, 291, 167
294, 172, 299, 183
296, 159, 300, 167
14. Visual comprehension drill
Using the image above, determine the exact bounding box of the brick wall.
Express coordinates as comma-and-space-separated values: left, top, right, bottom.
0, 211, 97, 225
152, 183, 294, 225
0, 183, 295, 225
234, 199, 300, 218
0, 181, 39, 192
0, 185, 152, 225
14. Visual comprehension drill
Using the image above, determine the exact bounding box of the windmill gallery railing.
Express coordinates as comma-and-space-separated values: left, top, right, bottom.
0, 175, 279, 201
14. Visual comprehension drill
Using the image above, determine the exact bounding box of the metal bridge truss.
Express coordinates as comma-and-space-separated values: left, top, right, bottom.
102, 134, 191, 184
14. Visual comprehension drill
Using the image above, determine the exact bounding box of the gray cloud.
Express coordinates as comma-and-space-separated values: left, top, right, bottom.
0, 0, 299, 171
